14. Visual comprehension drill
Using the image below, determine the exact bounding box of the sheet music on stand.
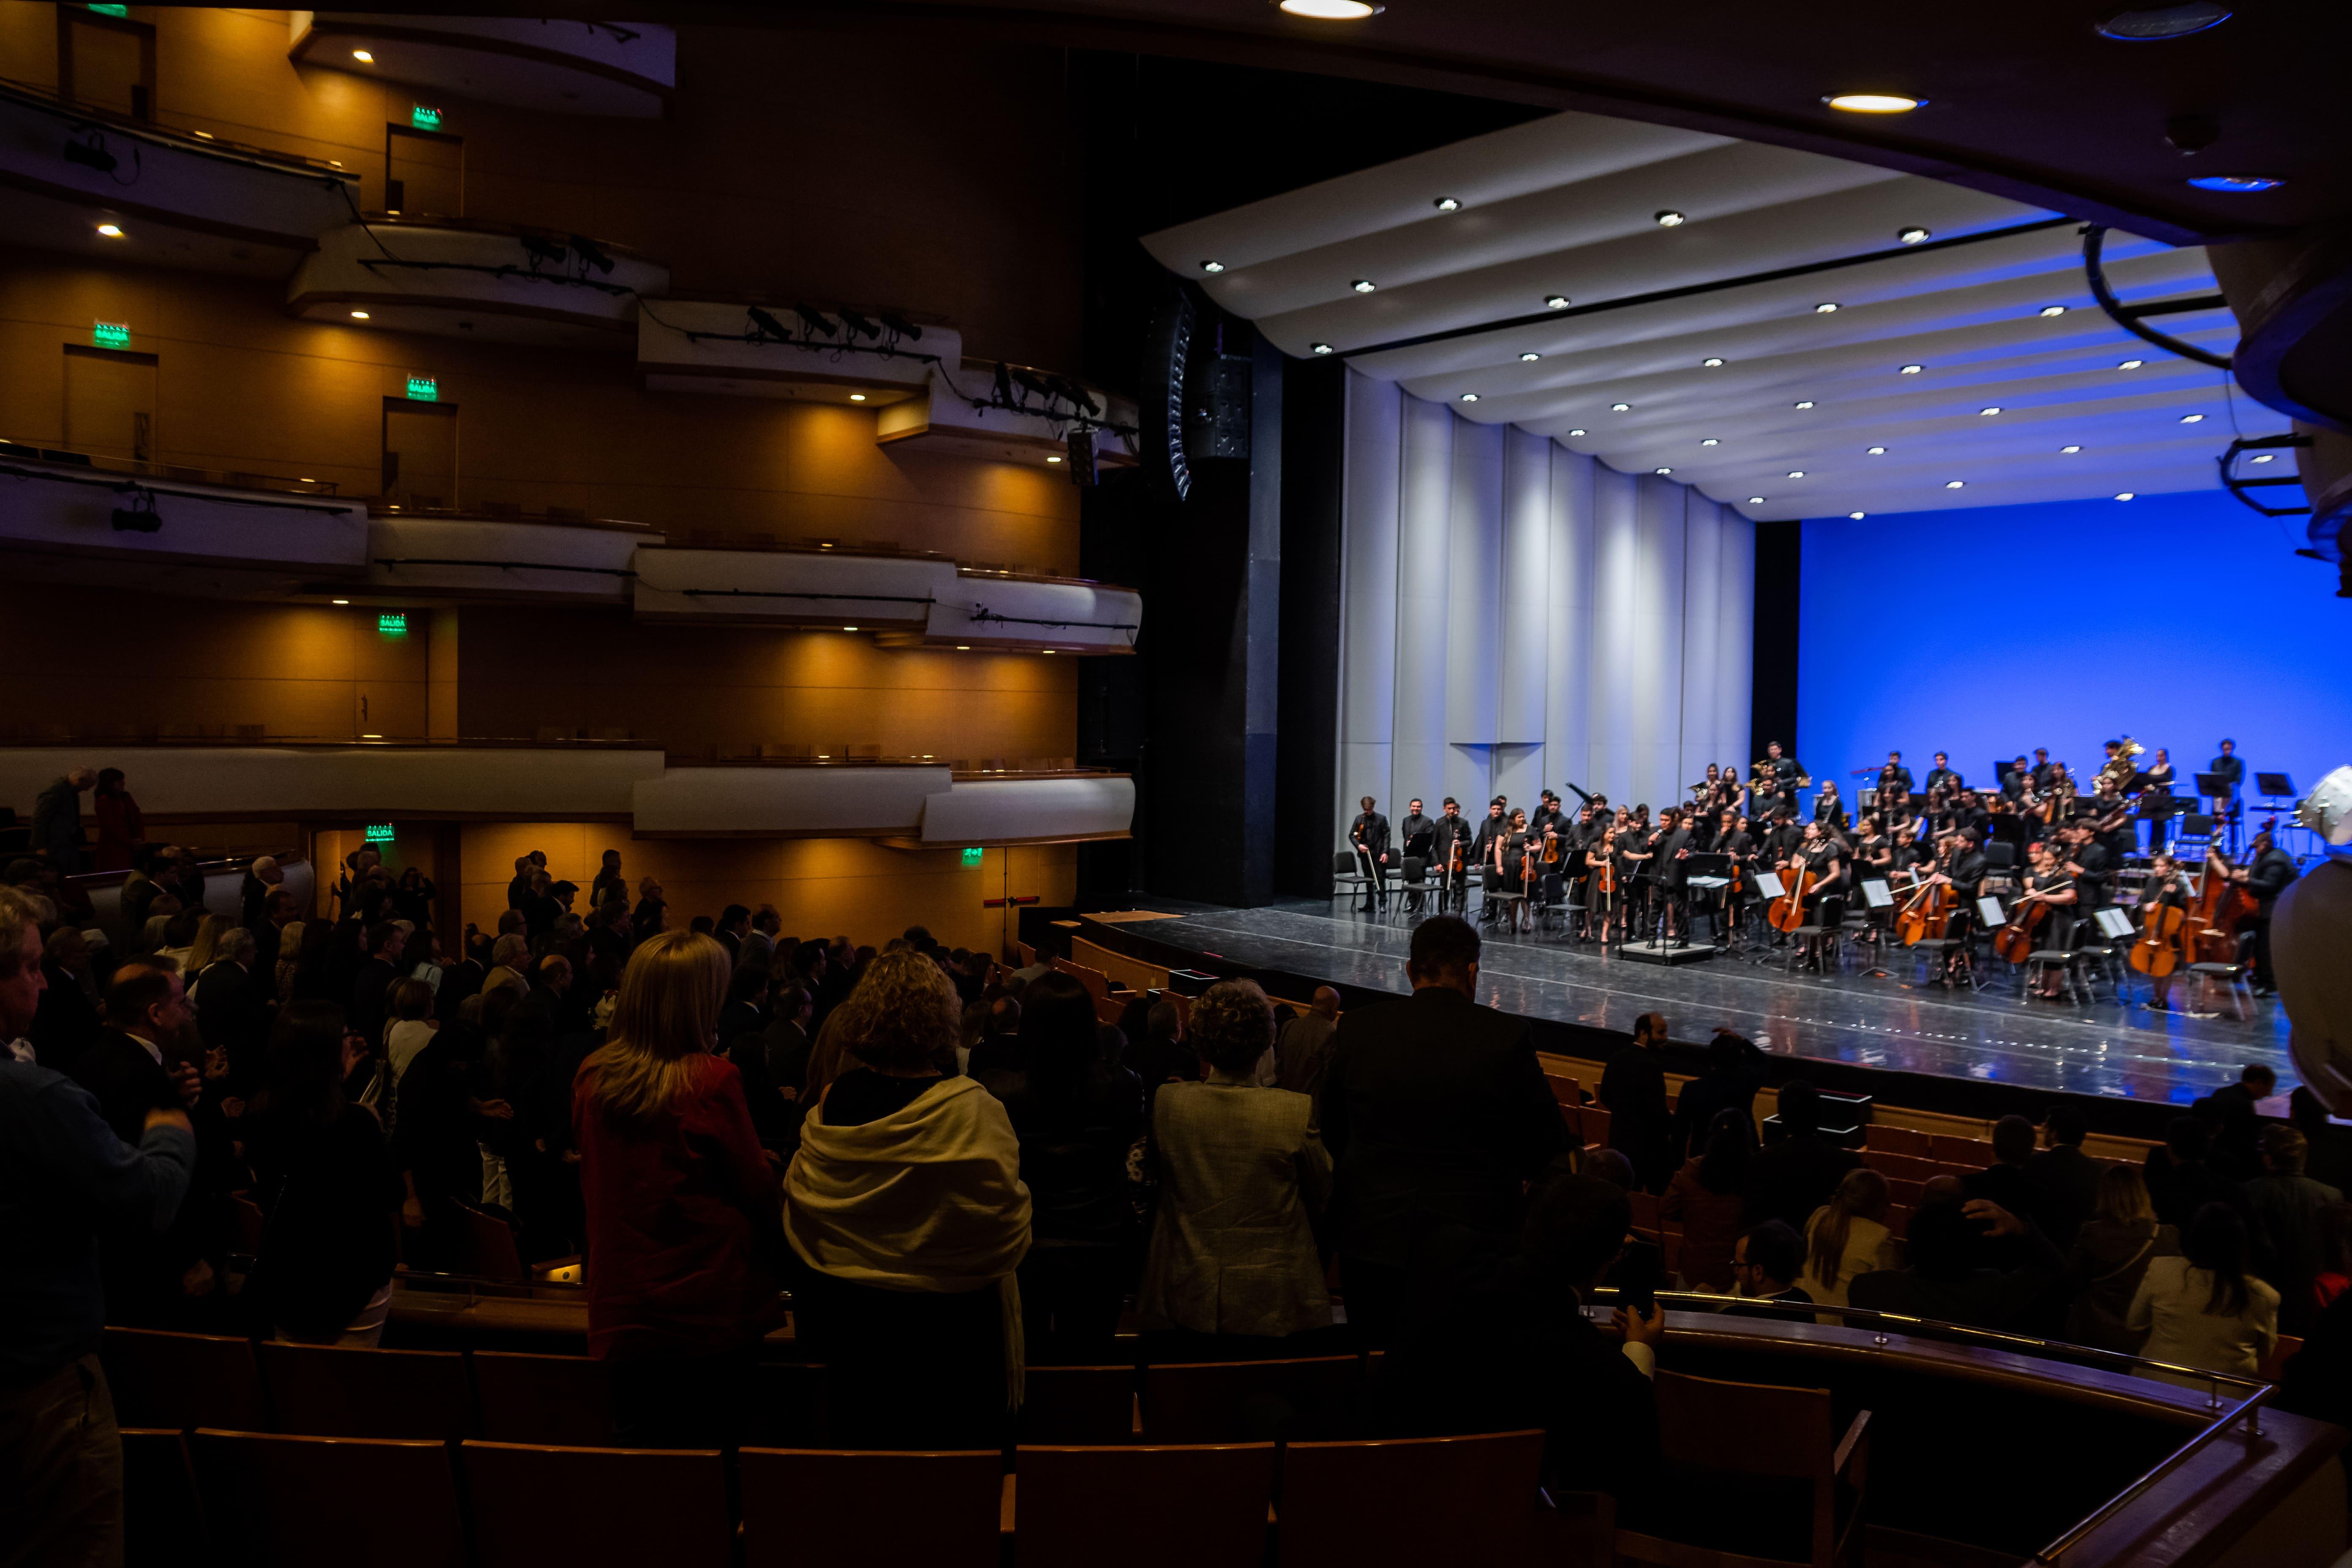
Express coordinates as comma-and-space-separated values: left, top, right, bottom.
1754, 871, 1786, 900
1861, 879, 1893, 908
2094, 907, 2135, 939
1977, 896, 2006, 927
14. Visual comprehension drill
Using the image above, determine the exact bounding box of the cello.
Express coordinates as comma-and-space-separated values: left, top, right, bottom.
1767, 855, 1816, 932
1897, 876, 1953, 946
2128, 890, 2186, 978
1993, 879, 2070, 965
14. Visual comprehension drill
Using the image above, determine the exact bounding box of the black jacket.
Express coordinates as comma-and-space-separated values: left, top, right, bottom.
30, 963, 101, 1071
2023, 1144, 2104, 1247
71, 1031, 226, 1322
195, 959, 272, 1089
1741, 1130, 1859, 1233
1319, 987, 1565, 1266
1598, 1045, 1672, 1190
2245, 847, 2297, 914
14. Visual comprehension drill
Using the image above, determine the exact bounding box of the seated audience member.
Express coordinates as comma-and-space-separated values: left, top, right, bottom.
2025, 1103, 2102, 1247
2197, 1062, 2277, 1181
1799, 1166, 1898, 1309
1722, 1220, 1813, 1316
1138, 978, 1331, 1353
1274, 985, 1342, 1098
2313, 1205, 2352, 1318
1661, 1108, 1752, 1290
1848, 1198, 2066, 1331
1961, 1114, 2039, 1224
241, 1001, 402, 1346
1377, 1172, 1663, 1508
574, 931, 784, 1448
1584, 1148, 1638, 1190
2277, 1274, 2352, 1477
2145, 1116, 2246, 1232
783, 950, 1031, 1449
1667, 1029, 1767, 1168
966, 994, 1024, 1078
30, 925, 102, 1070
0, 884, 196, 1568
1123, 997, 1200, 1105
2066, 1164, 2180, 1353
2243, 1124, 2344, 1336
1741, 1080, 1860, 1233
1320, 915, 1565, 1346
392, 995, 508, 1271
2127, 1202, 2278, 1390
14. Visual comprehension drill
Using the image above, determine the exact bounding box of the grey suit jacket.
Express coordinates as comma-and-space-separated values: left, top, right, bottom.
1139, 1076, 1333, 1338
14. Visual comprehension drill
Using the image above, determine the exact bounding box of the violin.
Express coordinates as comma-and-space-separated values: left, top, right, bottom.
1592, 845, 1616, 898
1767, 858, 1816, 932
2128, 887, 2186, 977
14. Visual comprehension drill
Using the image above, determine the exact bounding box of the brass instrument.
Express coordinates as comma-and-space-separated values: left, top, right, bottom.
2096, 737, 2145, 795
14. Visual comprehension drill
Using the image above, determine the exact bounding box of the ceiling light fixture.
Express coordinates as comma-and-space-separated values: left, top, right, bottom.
1655, 210, 1686, 227
1610, 402, 1631, 411
1350, 278, 1376, 293
1568, 428, 1587, 437
1898, 226, 1931, 245
956, 645, 970, 650
843, 626, 859, 632
2179, 412, 2205, 422
1310, 342, 1333, 355
1787, 470, 1807, 478
2187, 173, 2283, 193
2038, 305, 2068, 317
1849, 511, 1867, 520
1748, 495, 1766, 504
1814, 302, 1840, 313
1866, 445, 1886, 455
2118, 358, 2144, 369
351, 49, 373, 62
331, 598, 349, 604
1280, 0, 1381, 16
1824, 93, 1924, 113
1702, 357, 1725, 367
2096, 3, 2231, 40
1899, 363, 1923, 374
2061, 444, 2082, 453
1701, 438, 1720, 446
1434, 196, 1461, 212
1794, 400, 1816, 409
1545, 295, 1570, 310
96, 223, 123, 237
1979, 406, 2002, 416
848, 393, 866, 402
1945, 480, 1965, 489
1654, 466, 1673, 476
1045, 455, 1062, 463
1520, 351, 1541, 362
1459, 393, 1480, 403
2115, 492, 2136, 501
349, 310, 370, 319
2251, 453, 2275, 464
1200, 260, 1225, 274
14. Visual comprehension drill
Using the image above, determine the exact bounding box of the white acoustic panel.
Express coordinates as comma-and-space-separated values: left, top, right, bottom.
0, 745, 662, 819
1443, 417, 1504, 746
632, 765, 950, 837
1388, 392, 1454, 821
918, 776, 1135, 845
1337, 373, 1400, 837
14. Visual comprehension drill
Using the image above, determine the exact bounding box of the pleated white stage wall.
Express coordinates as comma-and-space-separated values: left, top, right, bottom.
1337, 368, 1756, 841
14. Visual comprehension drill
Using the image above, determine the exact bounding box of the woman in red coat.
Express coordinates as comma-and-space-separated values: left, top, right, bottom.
573, 929, 784, 1447
91, 767, 144, 872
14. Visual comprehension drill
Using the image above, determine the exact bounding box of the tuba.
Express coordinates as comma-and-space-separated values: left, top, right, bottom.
2098, 737, 2145, 793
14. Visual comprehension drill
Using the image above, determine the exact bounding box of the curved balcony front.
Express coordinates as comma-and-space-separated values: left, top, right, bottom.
875, 359, 1141, 470
637, 299, 958, 408
366, 509, 658, 605
0, 79, 357, 275
289, 14, 674, 118
288, 220, 667, 349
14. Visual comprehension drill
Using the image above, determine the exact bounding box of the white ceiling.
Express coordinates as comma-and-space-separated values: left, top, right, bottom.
1142, 109, 2249, 521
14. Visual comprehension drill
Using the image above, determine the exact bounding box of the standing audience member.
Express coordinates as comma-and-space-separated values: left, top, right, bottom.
1661, 1108, 1752, 1290
1138, 979, 1331, 1353
1274, 986, 1342, 1098
0, 886, 195, 1568
240, 855, 284, 932
348, 923, 405, 1052
90, 768, 144, 873
2291, 1088, 2352, 1195
1121, 998, 1196, 1104
1668, 1030, 1766, 1167
2198, 1063, 2276, 1181
632, 877, 667, 940
783, 950, 1031, 1448
590, 849, 627, 912
240, 1002, 402, 1345
2243, 1125, 2343, 1336
30, 926, 102, 1070
1799, 1167, 1898, 1309
1962, 1116, 2041, 1228
574, 931, 784, 1448
2065, 1165, 2179, 1353
2025, 1104, 2103, 1248
482, 933, 531, 999
2128, 1203, 2278, 1389
32, 766, 96, 873
1741, 1080, 1860, 1233
1319, 915, 1564, 1345
194, 926, 270, 1091
1599, 1012, 1673, 1193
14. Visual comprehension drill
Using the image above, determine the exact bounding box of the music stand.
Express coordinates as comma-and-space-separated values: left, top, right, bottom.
1977, 896, 2007, 927
1861, 880, 1893, 908
1754, 870, 1786, 901
2194, 772, 2233, 799
2094, 907, 2135, 940
2257, 773, 2295, 798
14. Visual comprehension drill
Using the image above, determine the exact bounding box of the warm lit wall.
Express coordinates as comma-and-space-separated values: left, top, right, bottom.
458, 822, 1074, 958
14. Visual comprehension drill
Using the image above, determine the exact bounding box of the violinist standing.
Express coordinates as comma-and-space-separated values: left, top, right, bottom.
1429, 798, 1476, 916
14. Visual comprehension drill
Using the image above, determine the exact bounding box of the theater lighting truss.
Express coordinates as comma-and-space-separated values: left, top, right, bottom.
960, 361, 1138, 441
2082, 223, 2235, 370
965, 604, 1142, 647
2218, 432, 2313, 520
356, 229, 636, 296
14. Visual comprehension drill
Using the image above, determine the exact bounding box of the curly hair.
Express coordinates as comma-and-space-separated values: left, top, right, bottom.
1190, 978, 1275, 1075
833, 948, 960, 1072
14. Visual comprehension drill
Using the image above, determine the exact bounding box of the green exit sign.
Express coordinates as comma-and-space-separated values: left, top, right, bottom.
365, 824, 395, 844
405, 376, 437, 402
93, 321, 131, 349
87, 4, 128, 15
411, 105, 442, 131
378, 612, 408, 636
961, 847, 984, 868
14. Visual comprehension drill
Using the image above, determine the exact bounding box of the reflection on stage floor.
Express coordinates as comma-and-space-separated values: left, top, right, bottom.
1120, 899, 2294, 1107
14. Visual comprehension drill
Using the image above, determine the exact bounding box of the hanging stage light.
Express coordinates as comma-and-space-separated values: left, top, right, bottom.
746, 305, 791, 342
878, 312, 923, 341
836, 307, 881, 341
797, 305, 839, 337
566, 234, 615, 274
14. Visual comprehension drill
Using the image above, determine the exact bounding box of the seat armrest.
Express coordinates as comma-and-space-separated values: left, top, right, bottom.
1832, 1409, 1871, 1482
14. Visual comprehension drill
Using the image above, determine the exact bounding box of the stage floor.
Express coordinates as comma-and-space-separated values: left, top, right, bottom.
1120, 900, 2295, 1109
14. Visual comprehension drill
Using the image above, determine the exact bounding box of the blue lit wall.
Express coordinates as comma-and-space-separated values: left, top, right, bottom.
1796, 489, 2349, 817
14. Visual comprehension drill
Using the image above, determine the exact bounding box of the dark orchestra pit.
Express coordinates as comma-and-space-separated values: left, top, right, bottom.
1071, 901, 2295, 1139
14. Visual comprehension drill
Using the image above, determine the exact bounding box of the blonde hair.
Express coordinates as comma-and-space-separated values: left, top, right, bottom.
2094, 1162, 2156, 1227
583, 930, 730, 1123
186, 912, 234, 972
1808, 1165, 1889, 1287
833, 949, 959, 1071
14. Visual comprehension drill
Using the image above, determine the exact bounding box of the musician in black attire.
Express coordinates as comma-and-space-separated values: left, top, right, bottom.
1761, 741, 1806, 814
2142, 748, 2178, 853
1876, 752, 1914, 816
2059, 824, 2113, 934
1469, 800, 1508, 923
1812, 781, 1850, 833
1398, 800, 1435, 863
2210, 739, 2246, 850
2015, 842, 2080, 999
1714, 811, 1753, 946
1655, 810, 1694, 946
2030, 749, 2057, 792
2001, 756, 2034, 803
1924, 753, 1961, 794
2236, 827, 2297, 996
2140, 854, 2195, 1012
1792, 823, 1847, 972
1350, 797, 1393, 912
1430, 798, 1476, 915
1531, 791, 1570, 843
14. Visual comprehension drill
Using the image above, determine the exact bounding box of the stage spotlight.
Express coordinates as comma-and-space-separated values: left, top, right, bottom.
1048, 376, 1100, 415
520, 234, 569, 269
1899, 226, 1931, 244
837, 307, 881, 340
993, 362, 1016, 407
64, 137, 117, 173
878, 312, 923, 340
1309, 343, 1334, 355
746, 306, 790, 341
2097, 3, 2230, 39
110, 495, 161, 533
796, 305, 838, 337
1011, 368, 1056, 405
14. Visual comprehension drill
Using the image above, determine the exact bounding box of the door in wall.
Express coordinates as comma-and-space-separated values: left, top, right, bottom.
64, 345, 158, 463
385, 124, 463, 218
58, 10, 153, 118
382, 398, 457, 509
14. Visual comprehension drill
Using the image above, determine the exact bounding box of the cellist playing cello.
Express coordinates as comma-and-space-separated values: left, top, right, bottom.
2138, 854, 2195, 1012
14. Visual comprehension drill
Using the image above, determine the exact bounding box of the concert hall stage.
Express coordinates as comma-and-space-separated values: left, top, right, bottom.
1071, 901, 2296, 1137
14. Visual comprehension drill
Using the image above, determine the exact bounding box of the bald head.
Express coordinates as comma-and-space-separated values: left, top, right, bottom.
1311, 987, 1341, 1018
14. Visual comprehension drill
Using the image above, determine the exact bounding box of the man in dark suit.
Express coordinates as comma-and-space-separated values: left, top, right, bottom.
2199, 1062, 2278, 1181
2023, 1103, 2102, 1248
30, 926, 102, 1070
2239, 828, 2297, 996
714, 904, 751, 968
348, 921, 405, 1049
1320, 915, 1565, 1345
1600, 1012, 1673, 1192
195, 926, 272, 1092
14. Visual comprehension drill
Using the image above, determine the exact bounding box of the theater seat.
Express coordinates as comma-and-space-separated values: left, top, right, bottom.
1141, 1356, 1359, 1443
743, 1361, 832, 1448
257, 1342, 475, 1441
470, 1351, 616, 1446
1616, 1372, 1870, 1568
1863, 1125, 1931, 1158
1013, 1443, 1277, 1568
462, 1440, 730, 1568
121, 1428, 204, 1564
103, 1327, 267, 1432
1273, 1429, 1546, 1568
740, 1448, 1003, 1566
1019, 1364, 1137, 1444
192, 1429, 465, 1568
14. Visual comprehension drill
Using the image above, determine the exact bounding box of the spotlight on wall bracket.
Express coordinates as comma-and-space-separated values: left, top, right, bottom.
110, 492, 161, 533
746, 305, 791, 341
796, 305, 838, 337
566, 234, 615, 274
837, 307, 881, 341
878, 312, 923, 341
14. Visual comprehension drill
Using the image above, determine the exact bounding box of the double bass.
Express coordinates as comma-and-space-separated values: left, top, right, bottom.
2183, 845, 2257, 964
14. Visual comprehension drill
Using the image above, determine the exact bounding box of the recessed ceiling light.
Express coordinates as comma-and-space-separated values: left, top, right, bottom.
1824, 93, 1925, 113
1849, 511, 1867, 520
349, 310, 370, 319
1200, 260, 1225, 274
956, 645, 970, 650
1702, 357, 1724, 367
1610, 402, 1631, 412
2180, 412, 2205, 423
1794, 400, 1816, 409
1043, 648, 1057, 654
1899, 363, 1923, 375
2096, 3, 2231, 41
1748, 495, 1766, 505
848, 393, 866, 402
2118, 358, 2145, 369
1568, 428, 1587, 437
843, 626, 859, 632
1434, 197, 1461, 212
1701, 438, 1720, 446
1655, 210, 1686, 228
2061, 444, 2082, 453
1979, 406, 2002, 416
2038, 305, 2068, 317
1654, 466, 1673, 476
1545, 295, 1570, 310
1350, 278, 1376, 293
1898, 226, 1931, 245
1866, 445, 1886, 455
1814, 302, 1840, 314
2188, 173, 2282, 193
1459, 393, 1480, 403
1046, 455, 1062, 463
1519, 351, 1541, 362
1280, 0, 1381, 16
331, 598, 349, 604
1786, 470, 1806, 479
2115, 492, 2136, 501
1945, 480, 1965, 489
351, 49, 374, 62
96, 223, 123, 237
2251, 453, 2275, 464
1310, 343, 1334, 355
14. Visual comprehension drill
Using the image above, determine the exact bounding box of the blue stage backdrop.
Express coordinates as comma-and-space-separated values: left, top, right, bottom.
1797, 489, 2351, 821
